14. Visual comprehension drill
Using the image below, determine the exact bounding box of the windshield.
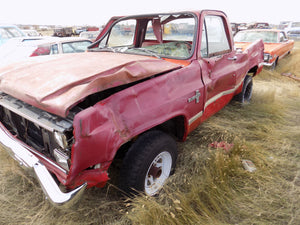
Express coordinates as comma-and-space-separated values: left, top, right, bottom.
291, 22, 300, 28
92, 13, 196, 59
234, 30, 278, 43
0, 26, 25, 45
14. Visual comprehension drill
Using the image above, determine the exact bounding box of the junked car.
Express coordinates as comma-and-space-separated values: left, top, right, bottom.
0, 25, 26, 46
0, 37, 92, 67
22, 29, 41, 37
234, 29, 294, 69
79, 31, 100, 41
0, 10, 264, 207
53, 27, 73, 37
285, 22, 300, 40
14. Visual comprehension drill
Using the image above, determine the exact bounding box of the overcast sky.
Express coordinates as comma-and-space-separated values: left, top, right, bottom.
0, 0, 299, 26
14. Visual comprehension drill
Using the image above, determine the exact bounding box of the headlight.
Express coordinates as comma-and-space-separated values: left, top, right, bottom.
54, 131, 68, 149
263, 53, 272, 62
53, 148, 70, 171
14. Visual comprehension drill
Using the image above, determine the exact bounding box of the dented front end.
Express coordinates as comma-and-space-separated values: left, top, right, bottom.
0, 48, 182, 207
0, 92, 113, 207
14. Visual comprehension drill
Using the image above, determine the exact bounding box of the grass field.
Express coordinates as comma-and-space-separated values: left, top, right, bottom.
0, 42, 299, 225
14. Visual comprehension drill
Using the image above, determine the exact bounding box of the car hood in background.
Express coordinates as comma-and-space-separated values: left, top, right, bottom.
0, 52, 181, 117
235, 41, 281, 53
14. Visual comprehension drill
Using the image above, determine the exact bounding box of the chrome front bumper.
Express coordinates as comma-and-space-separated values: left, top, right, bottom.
263, 61, 274, 67
0, 123, 86, 208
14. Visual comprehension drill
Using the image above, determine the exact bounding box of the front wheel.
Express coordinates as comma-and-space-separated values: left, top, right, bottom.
234, 75, 253, 103
119, 130, 177, 196
271, 57, 279, 70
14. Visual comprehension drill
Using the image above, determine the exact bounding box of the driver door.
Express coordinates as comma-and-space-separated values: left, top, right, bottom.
198, 14, 239, 119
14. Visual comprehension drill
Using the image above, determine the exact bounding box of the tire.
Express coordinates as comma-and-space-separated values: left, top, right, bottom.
271, 58, 278, 70
235, 75, 253, 103
119, 130, 178, 196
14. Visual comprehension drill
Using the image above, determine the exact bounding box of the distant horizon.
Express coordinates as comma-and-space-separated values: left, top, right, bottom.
1, 0, 299, 27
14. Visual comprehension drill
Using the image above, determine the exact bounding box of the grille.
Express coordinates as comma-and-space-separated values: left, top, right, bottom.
1, 106, 58, 156
0, 93, 74, 158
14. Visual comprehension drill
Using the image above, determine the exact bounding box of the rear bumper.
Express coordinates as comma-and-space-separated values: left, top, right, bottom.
0, 122, 86, 208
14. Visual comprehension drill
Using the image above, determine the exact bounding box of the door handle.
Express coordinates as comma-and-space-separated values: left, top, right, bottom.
228, 56, 237, 61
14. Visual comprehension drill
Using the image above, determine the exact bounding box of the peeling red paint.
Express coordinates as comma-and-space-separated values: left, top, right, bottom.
0, 52, 180, 117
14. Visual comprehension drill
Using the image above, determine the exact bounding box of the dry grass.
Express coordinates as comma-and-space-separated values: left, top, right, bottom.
0, 42, 299, 225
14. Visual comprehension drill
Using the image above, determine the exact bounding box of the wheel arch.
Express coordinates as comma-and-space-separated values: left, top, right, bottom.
248, 65, 259, 77
152, 115, 187, 141
111, 114, 187, 173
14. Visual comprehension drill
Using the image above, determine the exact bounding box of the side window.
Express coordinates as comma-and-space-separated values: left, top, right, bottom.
50, 44, 59, 54
145, 21, 156, 40
201, 25, 208, 58
107, 19, 136, 47
203, 15, 231, 57
279, 32, 286, 42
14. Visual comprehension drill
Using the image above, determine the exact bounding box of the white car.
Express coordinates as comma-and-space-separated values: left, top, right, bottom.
79, 31, 100, 41
0, 37, 92, 67
0, 25, 26, 46
284, 22, 300, 40
22, 29, 41, 37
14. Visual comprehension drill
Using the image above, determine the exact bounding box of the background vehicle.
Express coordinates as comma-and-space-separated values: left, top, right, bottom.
53, 27, 73, 37
22, 29, 41, 37
75, 26, 99, 35
284, 21, 300, 40
79, 31, 100, 41
0, 10, 263, 207
0, 25, 26, 46
247, 22, 270, 29
75, 26, 87, 35
0, 37, 92, 67
234, 29, 294, 69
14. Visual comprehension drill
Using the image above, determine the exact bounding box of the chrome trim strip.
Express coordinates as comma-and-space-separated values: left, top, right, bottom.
29, 146, 67, 174
188, 111, 203, 125
263, 62, 274, 67
0, 94, 73, 133
188, 78, 244, 126
0, 122, 86, 208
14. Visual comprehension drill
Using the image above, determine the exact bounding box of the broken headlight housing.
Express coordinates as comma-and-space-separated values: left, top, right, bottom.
53, 148, 70, 171
54, 131, 68, 149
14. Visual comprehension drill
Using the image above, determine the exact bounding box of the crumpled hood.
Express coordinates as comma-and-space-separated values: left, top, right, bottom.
0, 52, 181, 117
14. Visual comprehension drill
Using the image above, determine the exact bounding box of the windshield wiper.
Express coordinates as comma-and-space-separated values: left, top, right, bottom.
88, 46, 162, 59
88, 46, 116, 53
128, 47, 162, 59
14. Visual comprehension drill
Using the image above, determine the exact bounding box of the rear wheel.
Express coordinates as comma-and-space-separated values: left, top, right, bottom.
119, 130, 177, 196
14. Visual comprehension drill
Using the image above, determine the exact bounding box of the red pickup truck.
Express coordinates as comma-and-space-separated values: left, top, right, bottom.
0, 10, 264, 207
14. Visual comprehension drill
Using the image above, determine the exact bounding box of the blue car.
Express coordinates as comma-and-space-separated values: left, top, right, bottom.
0, 25, 26, 46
